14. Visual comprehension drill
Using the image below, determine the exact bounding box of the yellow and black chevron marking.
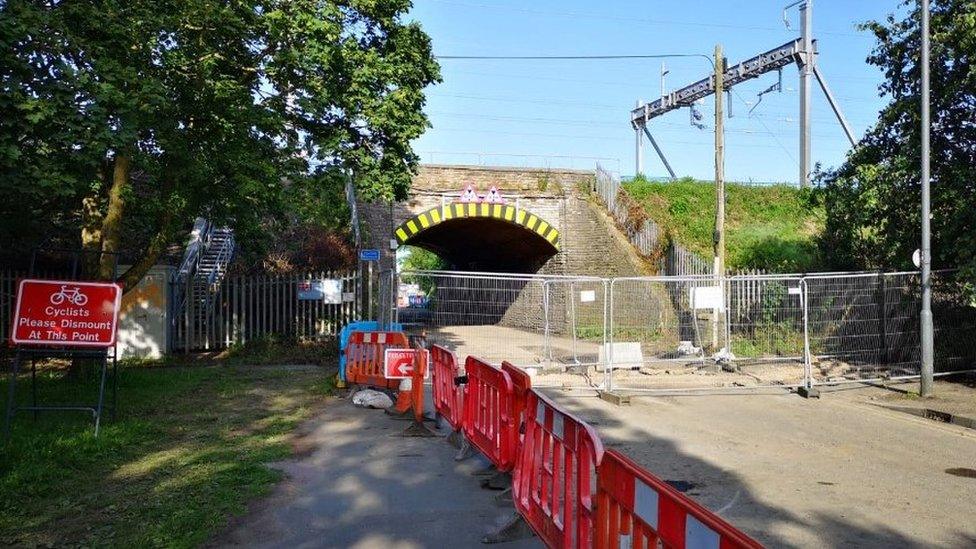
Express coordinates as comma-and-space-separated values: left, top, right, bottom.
394, 203, 560, 250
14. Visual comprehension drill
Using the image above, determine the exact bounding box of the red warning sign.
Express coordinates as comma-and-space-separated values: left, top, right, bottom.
384, 348, 431, 379
10, 279, 122, 348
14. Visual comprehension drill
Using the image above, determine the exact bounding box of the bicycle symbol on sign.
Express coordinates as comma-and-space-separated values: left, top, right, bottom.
50, 285, 89, 306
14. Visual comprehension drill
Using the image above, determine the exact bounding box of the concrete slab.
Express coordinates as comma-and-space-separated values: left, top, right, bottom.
214, 397, 541, 549
544, 387, 976, 548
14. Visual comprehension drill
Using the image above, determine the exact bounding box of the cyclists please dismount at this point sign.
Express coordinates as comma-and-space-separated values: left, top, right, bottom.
10, 279, 123, 348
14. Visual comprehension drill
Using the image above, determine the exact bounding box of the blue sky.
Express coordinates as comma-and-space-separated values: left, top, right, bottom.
407, 1, 904, 183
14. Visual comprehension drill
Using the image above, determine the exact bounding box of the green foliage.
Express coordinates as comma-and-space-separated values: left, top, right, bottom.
0, 0, 440, 275
400, 246, 447, 297
0, 362, 330, 546
816, 0, 976, 281
401, 246, 449, 272
623, 176, 824, 272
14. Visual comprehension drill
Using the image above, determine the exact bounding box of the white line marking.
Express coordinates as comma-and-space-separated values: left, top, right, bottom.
715, 489, 740, 515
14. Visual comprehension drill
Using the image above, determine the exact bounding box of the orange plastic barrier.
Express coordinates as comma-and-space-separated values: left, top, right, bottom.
346, 331, 409, 390
462, 356, 518, 472
501, 361, 531, 432
596, 449, 763, 549
512, 388, 605, 548
432, 345, 464, 431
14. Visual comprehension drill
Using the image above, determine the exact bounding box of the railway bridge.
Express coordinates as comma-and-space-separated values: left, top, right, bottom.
358, 164, 647, 276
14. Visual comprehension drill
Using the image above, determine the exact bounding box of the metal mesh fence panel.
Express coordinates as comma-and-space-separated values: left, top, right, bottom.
537, 278, 609, 387
803, 271, 976, 385
396, 271, 605, 388
397, 271, 548, 366
932, 271, 976, 374
804, 273, 916, 382
387, 269, 976, 393
726, 275, 806, 363
606, 277, 738, 391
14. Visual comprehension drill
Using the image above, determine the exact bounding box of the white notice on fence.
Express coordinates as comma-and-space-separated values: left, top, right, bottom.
579, 290, 596, 303
691, 285, 724, 311
788, 286, 802, 296
322, 279, 342, 304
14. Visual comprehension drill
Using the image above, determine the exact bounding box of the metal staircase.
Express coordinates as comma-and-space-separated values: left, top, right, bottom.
173, 218, 235, 332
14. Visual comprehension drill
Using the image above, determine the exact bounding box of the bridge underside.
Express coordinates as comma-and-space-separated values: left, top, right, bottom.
395, 203, 560, 272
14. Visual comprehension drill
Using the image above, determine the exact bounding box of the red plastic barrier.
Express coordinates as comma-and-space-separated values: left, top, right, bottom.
410, 347, 427, 423
596, 449, 763, 549
431, 345, 464, 431
512, 389, 605, 548
501, 361, 531, 432
462, 356, 518, 472
346, 331, 409, 390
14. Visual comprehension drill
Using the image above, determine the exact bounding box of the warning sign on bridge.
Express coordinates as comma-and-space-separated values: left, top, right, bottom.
384, 348, 430, 379
10, 279, 122, 348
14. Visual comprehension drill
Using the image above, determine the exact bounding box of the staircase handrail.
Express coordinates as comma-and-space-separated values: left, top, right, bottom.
177, 218, 213, 280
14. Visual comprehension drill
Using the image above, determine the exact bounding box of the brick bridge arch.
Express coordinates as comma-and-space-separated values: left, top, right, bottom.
393, 202, 560, 272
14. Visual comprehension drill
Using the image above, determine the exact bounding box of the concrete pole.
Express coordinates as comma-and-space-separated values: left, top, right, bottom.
714, 45, 726, 278
713, 44, 726, 348
799, 0, 813, 187
920, 0, 934, 396
635, 99, 644, 176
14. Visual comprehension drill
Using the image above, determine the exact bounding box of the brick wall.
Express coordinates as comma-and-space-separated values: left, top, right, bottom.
412, 164, 594, 196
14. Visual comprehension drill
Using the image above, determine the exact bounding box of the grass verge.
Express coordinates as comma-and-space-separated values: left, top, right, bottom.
0, 351, 334, 547
623, 176, 825, 271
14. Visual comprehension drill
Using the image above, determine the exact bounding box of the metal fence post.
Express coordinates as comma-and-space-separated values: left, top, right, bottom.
607, 278, 616, 392
542, 280, 552, 367
569, 280, 579, 366
602, 278, 610, 390
800, 277, 813, 391
724, 275, 732, 353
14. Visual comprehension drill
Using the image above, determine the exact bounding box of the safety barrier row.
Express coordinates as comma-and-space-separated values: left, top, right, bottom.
346, 334, 761, 548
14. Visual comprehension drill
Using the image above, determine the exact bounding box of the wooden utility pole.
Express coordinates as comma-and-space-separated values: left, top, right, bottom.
713, 44, 726, 348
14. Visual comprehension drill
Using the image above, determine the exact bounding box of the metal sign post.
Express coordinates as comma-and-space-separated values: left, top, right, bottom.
359, 249, 380, 320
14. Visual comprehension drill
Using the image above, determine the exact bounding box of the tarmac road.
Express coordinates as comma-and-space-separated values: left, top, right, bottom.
546, 385, 976, 548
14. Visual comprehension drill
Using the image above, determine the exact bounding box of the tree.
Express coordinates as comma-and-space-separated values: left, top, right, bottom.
0, 0, 439, 289
816, 0, 975, 281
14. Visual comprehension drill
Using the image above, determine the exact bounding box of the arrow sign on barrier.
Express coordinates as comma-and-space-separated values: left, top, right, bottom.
384, 348, 430, 379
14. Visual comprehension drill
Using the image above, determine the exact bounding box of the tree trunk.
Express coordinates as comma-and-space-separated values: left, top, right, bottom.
80, 162, 108, 277
98, 155, 129, 280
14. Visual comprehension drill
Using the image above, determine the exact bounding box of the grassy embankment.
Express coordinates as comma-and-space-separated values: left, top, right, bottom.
0, 338, 335, 547
623, 176, 825, 272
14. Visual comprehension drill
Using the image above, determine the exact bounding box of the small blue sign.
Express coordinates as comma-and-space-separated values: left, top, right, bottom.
359, 249, 380, 262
